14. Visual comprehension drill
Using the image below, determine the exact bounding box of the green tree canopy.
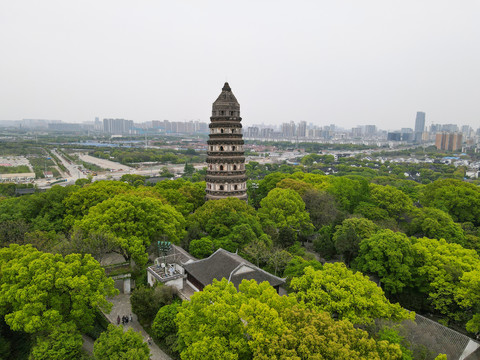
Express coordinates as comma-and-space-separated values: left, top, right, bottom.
29, 322, 83, 360
326, 176, 370, 213
155, 179, 205, 216
290, 264, 413, 326
93, 324, 150, 360
302, 189, 344, 230
355, 229, 416, 294
333, 217, 378, 264
412, 237, 480, 318
369, 184, 414, 220
408, 207, 465, 245
130, 285, 177, 326
74, 194, 185, 265
283, 256, 323, 280
176, 279, 403, 360
120, 174, 147, 186
0, 185, 78, 233
189, 237, 214, 258
421, 179, 480, 225
188, 197, 265, 253
63, 181, 131, 228
275, 178, 314, 195
258, 188, 313, 239
0, 244, 117, 334
251, 172, 289, 208
151, 302, 180, 340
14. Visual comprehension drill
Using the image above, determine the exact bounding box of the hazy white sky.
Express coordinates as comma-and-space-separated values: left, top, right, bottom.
1, 1, 479, 130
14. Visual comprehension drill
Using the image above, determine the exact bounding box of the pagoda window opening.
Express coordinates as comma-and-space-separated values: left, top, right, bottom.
230, 111, 234, 116
231, 129, 235, 133
234, 185, 238, 190
220, 165, 224, 171
233, 165, 237, 170
232, 146, 236, 151
220, 146, 224, 151
219, 185, 224, 191
221, 129, 224, 133
220, 110, 225, 115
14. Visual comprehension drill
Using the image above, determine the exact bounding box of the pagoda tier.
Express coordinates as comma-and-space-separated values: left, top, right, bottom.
205, 83, 247, 201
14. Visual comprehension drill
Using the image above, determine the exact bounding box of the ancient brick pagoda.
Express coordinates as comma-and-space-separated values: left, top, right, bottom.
205, 82, 247, 201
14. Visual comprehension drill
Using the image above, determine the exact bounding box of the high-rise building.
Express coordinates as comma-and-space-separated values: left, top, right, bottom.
414, 111, 425, 142
281, 122, 296, 138
103, 118, 133, 134
365, 125, 376, 136
205, 83, 247, 201
297, 121, 307, 138
435, 132, 463, 151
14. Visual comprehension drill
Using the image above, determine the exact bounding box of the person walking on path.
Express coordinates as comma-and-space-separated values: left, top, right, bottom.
117, 315, 120, 325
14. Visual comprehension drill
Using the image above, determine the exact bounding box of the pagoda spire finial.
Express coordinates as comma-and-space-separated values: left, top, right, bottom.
222, 82, 231, 91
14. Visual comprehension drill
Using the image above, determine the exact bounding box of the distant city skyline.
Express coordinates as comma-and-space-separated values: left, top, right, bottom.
1, 1, 479, 129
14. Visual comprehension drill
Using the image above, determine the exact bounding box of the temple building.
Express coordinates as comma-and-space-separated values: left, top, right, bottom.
205, 83, 248, 201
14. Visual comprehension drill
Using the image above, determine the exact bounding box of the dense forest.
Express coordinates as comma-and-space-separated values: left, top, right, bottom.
1, 153, 479, 359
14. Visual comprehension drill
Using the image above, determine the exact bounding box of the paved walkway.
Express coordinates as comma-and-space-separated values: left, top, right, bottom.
104, 294, 172, 360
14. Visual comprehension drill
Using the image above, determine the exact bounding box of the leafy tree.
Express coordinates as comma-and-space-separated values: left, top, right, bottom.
258, 188, 313, 240
29, 322, 83, 360
120, 174, 146, 186
189, 197, 264, 251
151, 302, 180, 340
290, 264, 413, 326
160, 166, 175, 178
63, 181, 131, 228
327, 176, 370, 213
355, 230, 416, 294
412, 237, 480, 319
421, 179, 480, 225
74, 178, 91, 187
267, 248, 292, 276
378, 327, 413, 360
251, 172, 288, 208
189, 237, 214, 258
66, 229, 117, 263
333, 217, 378, 264
242, 236, 271, 267
283, 256, 323, 280
176, 279, 404, 360
156, 179, 205, 216
74, 194, 185, 265
93, 324, 150, 360
302, 190, 344, 230
276, 178, 313, 195
408, 207, 465, 245
354, 201, 390, 221
24, 230, 66, 252
313, 225, 336, 259
369, 184, 414, 220
130, 285, 177, 326
0, 185, 78, 233
183, 163, 195, 177
0, 244, 117, 334
0, 219, 31, 247
455, 269, 480, 333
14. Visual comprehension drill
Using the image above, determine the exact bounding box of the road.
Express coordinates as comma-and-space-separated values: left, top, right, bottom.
37, 149, 205, 188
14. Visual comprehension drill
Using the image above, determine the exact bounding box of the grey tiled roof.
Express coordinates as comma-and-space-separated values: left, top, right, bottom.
183, 248, 285, 288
